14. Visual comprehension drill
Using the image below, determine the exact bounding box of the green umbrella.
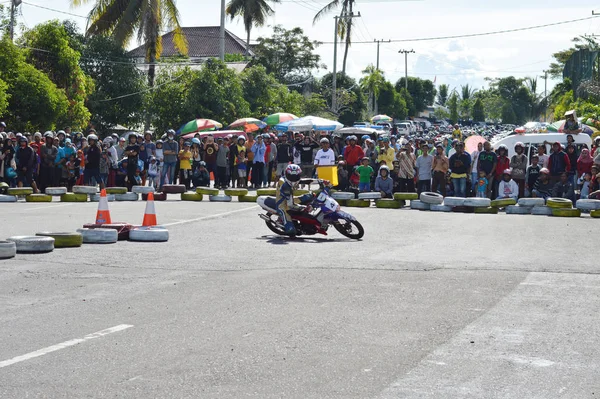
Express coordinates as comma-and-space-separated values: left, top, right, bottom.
263, 113, 298, 126
178, 118, 223, 135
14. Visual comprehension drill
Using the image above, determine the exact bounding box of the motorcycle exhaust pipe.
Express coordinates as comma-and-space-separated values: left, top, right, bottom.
259, 214, 271, 222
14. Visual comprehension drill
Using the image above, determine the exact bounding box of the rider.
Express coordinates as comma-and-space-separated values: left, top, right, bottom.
276, 163, 313, 236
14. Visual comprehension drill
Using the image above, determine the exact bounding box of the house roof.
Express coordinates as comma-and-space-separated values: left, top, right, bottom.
128, 26, 254, 58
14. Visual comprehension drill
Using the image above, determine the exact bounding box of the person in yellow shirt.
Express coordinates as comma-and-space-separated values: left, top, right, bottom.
452, 124, 463, 142
377, 137, 396, 167
178, 141, 192, 189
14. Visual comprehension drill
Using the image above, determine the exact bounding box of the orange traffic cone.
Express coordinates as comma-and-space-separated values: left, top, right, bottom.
142, 192, 157, 226
95, 189, 112, 224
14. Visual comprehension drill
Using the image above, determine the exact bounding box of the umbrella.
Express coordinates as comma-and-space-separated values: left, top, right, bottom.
286, 116, 343, 132
371, 114, 393, 123
465, 135, 487, 154
180, 130, 247, 140
514, 127, 526, 134
177, 118, 222, 135
228, 118, 267, 133
263, 113, 298, 126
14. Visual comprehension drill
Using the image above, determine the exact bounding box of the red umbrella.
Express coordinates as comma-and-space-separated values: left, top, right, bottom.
465, 135, 487, 154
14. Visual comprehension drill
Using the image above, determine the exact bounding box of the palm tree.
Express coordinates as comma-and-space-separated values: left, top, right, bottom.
313, 0, 355, 76
437, 84, 449, 106
227, 0, 280, 57
71, 0, 188, 89
360, 64, 385, 115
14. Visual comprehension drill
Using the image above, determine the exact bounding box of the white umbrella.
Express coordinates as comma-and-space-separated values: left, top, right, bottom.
287, 116, 343, 132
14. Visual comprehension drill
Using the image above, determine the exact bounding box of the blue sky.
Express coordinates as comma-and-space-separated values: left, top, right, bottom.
15, 0, 600, 94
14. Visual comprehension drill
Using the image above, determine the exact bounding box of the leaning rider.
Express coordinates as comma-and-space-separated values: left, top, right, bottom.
276, 163, 318, 236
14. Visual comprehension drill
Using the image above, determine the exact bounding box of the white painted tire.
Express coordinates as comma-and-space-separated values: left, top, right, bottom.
332, 192, 355, 200
132, 186, 155, 194
518, 198, 545, 207
443, 197, 465, 207
90, 193, 115, 202
464, 198, 491, 208
430, 204, 453, 212
531, 206, 553, 216
115, 193, 139, 201
506, 205, 532, 215
6, 236, 54, 253
76, 228, 118, 244
358, 192, 381, 200
45, 187, 68, 196
576, 199, 600, 211
73, 185, 98, 195
0, 194, 17, 202
410, 200, 430, 210
128, 226, 169, 242
209, 195, 232, 202
0, 240, 16, 259
420, 192, 444, 205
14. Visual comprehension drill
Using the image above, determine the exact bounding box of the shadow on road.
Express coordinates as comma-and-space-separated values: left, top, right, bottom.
257, 235, 352, 245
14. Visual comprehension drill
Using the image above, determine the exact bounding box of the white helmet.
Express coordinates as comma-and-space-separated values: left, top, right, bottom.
88, 134, 98, 141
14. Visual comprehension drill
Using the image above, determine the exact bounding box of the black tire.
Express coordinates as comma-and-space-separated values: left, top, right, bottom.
264, 214, 287, 236
334, 219, 364, 240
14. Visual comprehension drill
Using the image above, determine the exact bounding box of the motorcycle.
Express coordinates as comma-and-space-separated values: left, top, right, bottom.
257, 179, 364, 240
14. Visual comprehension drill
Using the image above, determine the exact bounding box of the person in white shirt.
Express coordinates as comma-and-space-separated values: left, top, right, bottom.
470, 141, 483, 194
314, 137, 336, 167
497, 168, 519, 200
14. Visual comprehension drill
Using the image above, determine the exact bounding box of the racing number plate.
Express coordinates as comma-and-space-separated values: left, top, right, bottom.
317, 192, 327, 202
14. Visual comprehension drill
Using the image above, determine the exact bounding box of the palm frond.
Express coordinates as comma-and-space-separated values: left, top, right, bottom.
313, 0, 340, 24
162, 0, 188, 55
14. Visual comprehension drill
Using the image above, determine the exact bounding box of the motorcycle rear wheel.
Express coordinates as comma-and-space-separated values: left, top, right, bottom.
334, 219, 364, 240
265, 215, 287, 236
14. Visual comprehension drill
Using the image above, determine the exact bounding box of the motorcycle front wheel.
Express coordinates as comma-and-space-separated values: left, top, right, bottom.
334, 218, 364, 240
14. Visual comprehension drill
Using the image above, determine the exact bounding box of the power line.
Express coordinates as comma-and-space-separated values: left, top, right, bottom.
95, 72, 187, 102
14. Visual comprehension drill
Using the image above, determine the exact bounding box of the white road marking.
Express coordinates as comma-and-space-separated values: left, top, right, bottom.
0, 324, 133, 369
163, 205, 258, 227
19, 203, 75, 211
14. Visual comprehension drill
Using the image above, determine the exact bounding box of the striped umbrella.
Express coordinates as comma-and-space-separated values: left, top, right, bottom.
263, 113, 298, 126
177, 118, 223, 135
371, 114, 393, 123
228, 118, 267, 133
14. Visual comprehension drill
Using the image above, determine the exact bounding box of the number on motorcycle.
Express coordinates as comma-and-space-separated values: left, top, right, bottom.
317, 192, 327, 202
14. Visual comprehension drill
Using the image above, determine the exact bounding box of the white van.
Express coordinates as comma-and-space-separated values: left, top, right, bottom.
492, 133, 592, 164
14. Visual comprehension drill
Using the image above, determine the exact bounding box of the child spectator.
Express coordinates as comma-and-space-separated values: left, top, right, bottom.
65, 154, 78, 191
193, 161, 210, 188
336, 160, 349, 191
237, 150, 248, 188
525, 154, 541, 197
579, 173, 591, 199
133, 168, 142, 186
497, 168, 518, 200
390, 160, 401, 193
476, 170, 488, 198
147, 156, 159, 188
116, 159, 128, 187
178, 141, 192, 190
355, 157, 373, 192
375, 165, 393, 198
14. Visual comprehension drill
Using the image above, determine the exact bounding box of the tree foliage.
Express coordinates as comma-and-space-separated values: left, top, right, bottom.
472, 98, 484, 122
394, 77, 436, 114
437, 84, 449, 106
447, 92, 459, 124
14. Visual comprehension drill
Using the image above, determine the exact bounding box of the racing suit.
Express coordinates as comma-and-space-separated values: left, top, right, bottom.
276, 177, 299, 234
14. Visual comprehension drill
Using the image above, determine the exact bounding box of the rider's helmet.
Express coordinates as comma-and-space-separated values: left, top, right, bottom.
284, 164, 302, 186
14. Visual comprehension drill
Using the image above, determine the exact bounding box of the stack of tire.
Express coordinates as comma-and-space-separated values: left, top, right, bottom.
577, 199, 600, 218
547, 197, 580, 218
393, 192, 417, 209
162, 184, 186, 200
502, 198, 549, 215
331, 191, 355, 207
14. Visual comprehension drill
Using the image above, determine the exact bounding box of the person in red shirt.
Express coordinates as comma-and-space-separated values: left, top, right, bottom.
494, 144, 510, 199
343, 136, 365, 175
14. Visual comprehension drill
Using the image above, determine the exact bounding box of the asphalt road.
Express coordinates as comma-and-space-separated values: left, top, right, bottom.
0, 197, 599, 398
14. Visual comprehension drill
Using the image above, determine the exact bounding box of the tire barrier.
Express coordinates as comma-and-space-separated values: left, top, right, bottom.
430, 204, 453, 212
0, 241, 17, 259
73, 185, 98, 195
105, 187, 128, 195
474, 207, 499, 214
35, 232, 83, 248
162, 184, 186, 194
518, 198, 545, 207
209, 195, 232, 202
132, 186, 155, 194
60, 193, 88, 202
591, 209, 600, 218
464, 198, 492, 208
76, 228, 118, 244
358, 192, 382, 200
224, 188, 249, 196
551, 208, 581, 218
410, 200, 430, 210
128, 226, 169, 242
238, 195, 258, 203
531, 206, 553, 216
575, 199, 600, 211
420, 192, 444, 205
0, 194, 17, 202
115, 193, 139, 201
256, 188, 277, 196
7, 236, 54, 253
490, 198, 517, 208
443, 197, 465, 207
143, 192, 166, 201
547, 197, 572, 209
181, 192, 204, 201
45, 187, 68, 196
90, 193, 115, 202
394, 192, 419, 201
452, 206, 475, 213
196, 187, 219, 195
7, 187, 33, 196
332, 192, 355, 200
82, 223, 133, 241
25, 194, 52, 203
506, 205, 532, 215
347, 199, 370, 208
375, 199, 404, 209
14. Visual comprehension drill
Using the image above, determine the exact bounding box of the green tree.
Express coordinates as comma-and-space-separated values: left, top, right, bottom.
360, 64, 385, 116
447, 92, 459, 124
146, 66, 195, 133
20, 20, 93, 130
0, 38, 69, 131
72, 0, 188, 89
313, 0, 354, 75
486, 76, 533, 124
472, 98, 485, 122
479, 92, 504, 122
318, 72, 365, 120
226, 0, 280, 57
501, 102, 517, 124
253, 26, 324, 86
548, 36, 600, 79
437, 84, 449, 106
80, 35, 146, 131
395, 77, 436, 114
0, 78, 10, 116
378, 81, 407, 120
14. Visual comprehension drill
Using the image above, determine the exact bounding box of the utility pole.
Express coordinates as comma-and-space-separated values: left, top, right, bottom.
374, 39, 390, 70
219, 0, 225, 62
9, 0, 21, 42
332, 12, 360, 114
541, 70, 548, 122
398, 49, 415, 90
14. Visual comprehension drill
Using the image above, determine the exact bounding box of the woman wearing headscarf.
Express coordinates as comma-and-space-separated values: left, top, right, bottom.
577, 148, 594, 179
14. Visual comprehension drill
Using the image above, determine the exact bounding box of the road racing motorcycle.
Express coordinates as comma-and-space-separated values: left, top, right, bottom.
257, 179, 364, 240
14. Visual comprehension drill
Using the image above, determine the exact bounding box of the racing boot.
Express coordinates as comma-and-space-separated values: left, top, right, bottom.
284, 221, 297, 236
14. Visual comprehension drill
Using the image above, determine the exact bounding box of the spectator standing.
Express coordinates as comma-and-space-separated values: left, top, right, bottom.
39, 132, 57, 192
124, 133, 140, 191
115, 137, 126, 160
355, 157, 374, 192
547, 142, 571, 185
476, 170, 488, 198
228, 135, 240, 188
173, 136, 185, 185
565, 143, 578, 187
215, 138, 229, 189
294, 136, 319, 179
415, 143, 433, 194
396, 143, 416, 193
537, 144, 549, 168
245, 133, 255, 185
510, 142, 528, 198
431, 144, 449, 196
470, 142, 483, 194
343, 136, 365, 175
161, 130, 179, 188
265, 135, 277, 187
275, 134, 292, 181
493, 145, 510, 199
525, 154, 541, 197
477, 141, 497, 199
15, 137, 38, 191
141, 131, 155, 186
448, 142, 471, 197
251, 135, 266, 188
377, 137, 396, 168
577, 148, 593, 180
178, 141, 192, 189
85, 134, 104, 189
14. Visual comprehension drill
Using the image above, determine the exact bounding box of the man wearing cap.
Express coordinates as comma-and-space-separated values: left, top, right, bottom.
448, 142, 471, 197
415, 143, 433, 195
161, 129, 179, 188
377, 137, 396, 168
116, 136, 127, 160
